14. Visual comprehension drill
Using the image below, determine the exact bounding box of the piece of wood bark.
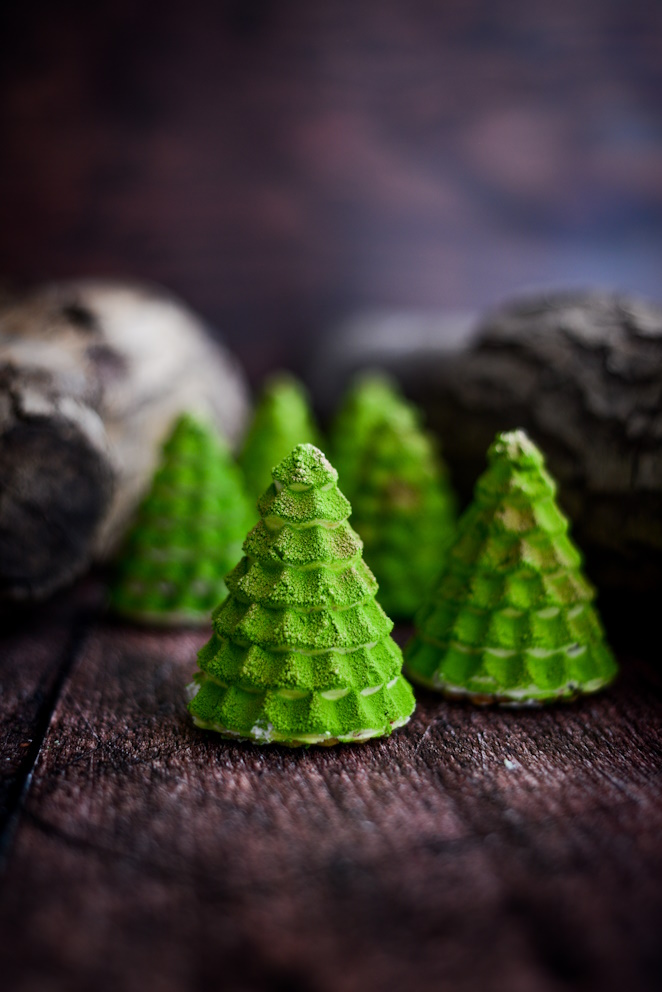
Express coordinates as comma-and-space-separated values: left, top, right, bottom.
0, 620, 660, 992
315, 292, 662, 602
408, 291, 662, 600
0, 280, 250, 601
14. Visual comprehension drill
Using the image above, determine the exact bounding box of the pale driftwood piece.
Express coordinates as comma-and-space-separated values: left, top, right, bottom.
0, 280, 250, 601
314, 292, 662, 596
0, 619, 660, 992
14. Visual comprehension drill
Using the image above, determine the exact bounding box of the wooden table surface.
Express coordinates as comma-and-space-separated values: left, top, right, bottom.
0, 577, 660, 992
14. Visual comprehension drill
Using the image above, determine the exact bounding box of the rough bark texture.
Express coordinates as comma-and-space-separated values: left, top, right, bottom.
0, 281, 250, 601
409, 292, 662, 597
0, 590, 660, 992
316, 292, 662, 600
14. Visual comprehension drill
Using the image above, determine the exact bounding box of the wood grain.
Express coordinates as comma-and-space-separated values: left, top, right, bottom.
0, 584, 99, 839
0, 616, 660, 992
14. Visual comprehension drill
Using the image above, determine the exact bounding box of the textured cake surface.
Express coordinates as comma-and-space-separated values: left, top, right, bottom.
239, 373, 321, 505
331, 373, 457, 618
110, 414, 253, 625
405, 430, 618, 704
188, 443, 416, 745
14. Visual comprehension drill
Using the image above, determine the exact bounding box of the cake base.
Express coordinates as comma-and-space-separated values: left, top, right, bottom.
404, 665, 617, 708
189, 710, 412, 747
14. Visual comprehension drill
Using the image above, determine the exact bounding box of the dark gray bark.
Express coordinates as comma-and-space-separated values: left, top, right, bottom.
0, 280, 250, 601
408, 292, 662, 596
315, 291, 662, 599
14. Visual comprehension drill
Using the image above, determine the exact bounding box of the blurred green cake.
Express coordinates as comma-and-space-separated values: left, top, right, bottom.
404, 430, 618, 705
110, 413, 253, 625
188, 443, 416, 745
239, 373, 321, 505
330, 372, 457, 618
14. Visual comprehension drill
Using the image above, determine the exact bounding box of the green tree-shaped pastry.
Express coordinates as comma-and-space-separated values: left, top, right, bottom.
188, 443, 416, 745
111, 414, 253, 625
239, 373, 321, 505
330, 372, 457, 618
404, 430, 618, 704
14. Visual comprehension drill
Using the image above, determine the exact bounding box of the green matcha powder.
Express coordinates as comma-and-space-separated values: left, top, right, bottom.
330, 372, 457, 619
239, 373, 321, 506
111, 414, 253, 626
405, 430, 618, 705
188, 443, 416, 745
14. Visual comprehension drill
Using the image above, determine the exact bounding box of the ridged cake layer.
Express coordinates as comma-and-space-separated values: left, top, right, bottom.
258, 483, 351, 525
188, 670, 414, 745
405, 636, 616, 704
422, 564, 594, 613
213, 595, 393, 651
226, 556, 378, 610
244, 520, 363, 567
416, 597, 605, 652
449, 525, 581, 574
197, 633, 404, 691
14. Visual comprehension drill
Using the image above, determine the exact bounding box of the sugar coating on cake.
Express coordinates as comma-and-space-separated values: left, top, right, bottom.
239, 373, 321, 504
110, 413, 253, 625
188, 442, 416, 745
404, 429, 618, 705
330, 372, 457, 619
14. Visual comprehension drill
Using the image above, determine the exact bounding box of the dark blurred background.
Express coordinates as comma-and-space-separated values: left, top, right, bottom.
1, 0, 661, 381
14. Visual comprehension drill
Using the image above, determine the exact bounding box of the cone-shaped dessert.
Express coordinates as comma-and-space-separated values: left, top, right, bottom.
331, 373, 400, 496
110, 414, 253, 625
188, 443, 416, 745
239, 373, 321, 505
405, 430, 618, 705
330, 372, 457, 618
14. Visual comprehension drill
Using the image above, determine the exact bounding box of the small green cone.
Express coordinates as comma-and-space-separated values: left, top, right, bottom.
110, 414, 253, 626
404, 430, 618, 705
330, 372, 457, 619
187, 443, 416, 745
239, 373, 321, 505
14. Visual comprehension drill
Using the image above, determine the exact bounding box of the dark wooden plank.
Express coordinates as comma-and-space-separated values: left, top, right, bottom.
0, 623, 660, 992
0, 582, 101, 840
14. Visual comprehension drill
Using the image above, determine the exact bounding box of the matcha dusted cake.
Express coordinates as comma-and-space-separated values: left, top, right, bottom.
330, 372, 457, 618
110, 414, 253, 625
239, 373, 321, 505
188, 443, 416, 745
405, 430, 618, 705
331, 372, 399, 497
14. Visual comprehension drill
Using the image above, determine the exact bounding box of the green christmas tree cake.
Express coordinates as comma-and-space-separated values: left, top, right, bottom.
404, 430, 618, 705
239, 373, 321, 505
330, 372, 400, 495
187, 443, 416, 745
330, 372, 457, 618
111, 413, 253, 625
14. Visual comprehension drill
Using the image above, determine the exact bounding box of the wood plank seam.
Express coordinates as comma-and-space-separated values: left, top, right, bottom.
0, 609, 96, 869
